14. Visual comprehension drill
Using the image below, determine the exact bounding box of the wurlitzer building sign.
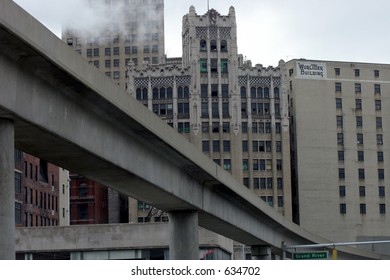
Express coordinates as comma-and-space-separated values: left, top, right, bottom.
296, 61, 327, 79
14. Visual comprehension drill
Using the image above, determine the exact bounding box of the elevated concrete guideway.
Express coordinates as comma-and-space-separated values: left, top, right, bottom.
0, 0, 387, 260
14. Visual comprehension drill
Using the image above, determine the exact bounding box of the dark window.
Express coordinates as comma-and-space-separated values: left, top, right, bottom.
336, 116, 343, 128
358, 168, 365, 180
337, 133, 344, 145
335, 68, 340, 76
376, 117, 382, 129
39, 160, 48, 183
221, 59, 228, 73
340, 203, 346, 214
223, 159, 231, 171
377, 151, 384, 162
354, 69, 360, 77
210, 59, 218, 73
374, 70, 380, 77
78, 204, 88, 220
15, 202, 21, 224
360, 204, 366, 214
375, 100, 381, 111
113, 47, 120, 55
338, 150, 344, 161
212, 141, 220, 152
242, 141, 248, 152
339, 186, 346, 197
355, 83, 361, 93
377, 134, 383, 145
357, 134, 364, 145
202, 141, 209, 152
220, 40, 227, 52
15, 172, 21, 193
355, 99, 362, 110
359, 186, 366, 197
79, 183, 88, 197
200, 59, 207, 73
200, 39, 207, 51
374, 84, 381, 94
223, 141, 231, 152
378, 169, 385, 180
357, 151, 364, 161
201, 84, 208, 98
335, 82, 342, 92
336, 98, 343, 109
379, 186, 385, 197
339, 168, 345, 179
379, 204, 386, 214
210, 40, 217, 51
356, 116, 363, 128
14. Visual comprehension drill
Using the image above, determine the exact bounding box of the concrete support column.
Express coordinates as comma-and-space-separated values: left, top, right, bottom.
251, 245, 272, 260
168, 210, 199, 260
0, 118, 15, 260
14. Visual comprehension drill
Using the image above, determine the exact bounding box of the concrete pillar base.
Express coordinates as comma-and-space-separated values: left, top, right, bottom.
168, 210, 199, 260
0, 118, 15, 260
251, 245, 272, 260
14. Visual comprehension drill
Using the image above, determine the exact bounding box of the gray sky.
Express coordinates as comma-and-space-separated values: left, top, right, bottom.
13, 0, 390, 67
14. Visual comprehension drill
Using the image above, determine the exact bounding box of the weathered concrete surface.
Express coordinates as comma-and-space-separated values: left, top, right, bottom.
15, 224, 233, 254
1, 0, 389, 260
0, 118, 14, 259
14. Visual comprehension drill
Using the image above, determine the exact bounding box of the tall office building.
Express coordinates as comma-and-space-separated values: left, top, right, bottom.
127, 6, 292, 221
62, 0, 165, 89
287, 59, 390, 248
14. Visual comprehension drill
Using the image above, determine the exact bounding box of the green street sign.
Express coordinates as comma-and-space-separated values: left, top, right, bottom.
292, 251, 329, 260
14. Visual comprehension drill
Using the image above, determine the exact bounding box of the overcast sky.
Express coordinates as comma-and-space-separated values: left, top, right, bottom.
13, 0, 390, 67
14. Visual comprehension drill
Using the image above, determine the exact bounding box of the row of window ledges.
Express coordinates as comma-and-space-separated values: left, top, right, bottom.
338, 168, 385, 180
199, 39, 229, 53
335, 98, 383, 111
335, 82, 382, 94
336, 116, 384, 130
259, 195, 284, 208
339, 185, 386, 198
17, 186, 59, 212
66, 30, 161, 47
90, 56, 160, 70
136, 86, 190, 100
339, 203, 386, 215
200, 121, 283, 134
20, 161, 56, 186
15, 204, 58, 227
83, 45, 160, 57
243, 159, 283, 172
243, 177, 284, 191
337, 133, 384, 146
338, 150, 384, 163
334, 68, 381, 78
201, 140, 283, 153
240, 86, 281, 99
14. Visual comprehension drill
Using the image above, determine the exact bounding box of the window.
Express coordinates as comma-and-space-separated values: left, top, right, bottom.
79, 183, 87, 197
113, 47, 120, 55
221, 59, 228, 73
375, 100, 381, 111
338, 150, 344, 161
221, 40, 227, 52
253, 159, 259, 171
354, 69, 360, 77
223, 141, 230, 152
335, 68, 340, 76
340, 203, 346, 214
15, 172, 21, 193
355, 83, 361, 93
379, 186, 385, 197
200, 39, 207, 51
360, 203, 366, 214
15, 202, 21, 224
339, 168, 345, 179
275, 123, 281, 134
374, 84, 381, 94
356, 116, 363, 128
200, 59, 207, 73
374, 70, 380, 77
277, 159, 282, 171
113, 59, 119, 67
113, 71, 120, 80
210, 58, 218, 73
243, 159, 248, 171
379, 204, 386, 214
210, 40, 217, 51
143, 45, 150, 54
378, 169, 385, 180
357, 151, 364, 161
357, 133, 363, 144
355, 99, 362, 110
337, 133, 344, 145
339, 186, 346, 197
243, 178, 249, 188
253, 178, 259, 189
87, 48, 92, 57
335, 82, 342, 93
93, 60, 99, 68
377, 134, 383, 145
242, 141, 248, 152
105, 60, 111, 68
222, 122, 229, 133
78, 204, 88, 220
223, 159, 231, 171
359, 186, 366, 197
376, 117, 382, 129
212, 141, 220, 152
242, 122, 248, 133
222, 84, 229, 98
276, 141, 282, 152
277, 178, 283, 189
93, 48, 99, 57
358, 168, 365, 180
336, 116, 343, 128
336, 98, 342, 109
131, 46, 137, 54
178, 122, 190, 133
377, 151, 384, 162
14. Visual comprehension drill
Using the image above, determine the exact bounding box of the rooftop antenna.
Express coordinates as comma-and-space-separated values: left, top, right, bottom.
207, 0, 210, 11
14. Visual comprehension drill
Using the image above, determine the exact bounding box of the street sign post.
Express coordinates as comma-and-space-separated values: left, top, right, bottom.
292, 251, 329, 260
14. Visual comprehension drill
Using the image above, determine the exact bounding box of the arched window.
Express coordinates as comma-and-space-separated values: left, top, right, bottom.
160, 87, 166, 99
178, 86, 183, 99
153, 87, 159, 99
264, 87, 270, 99
257, 87, 263, 99
200, 39, 207, 51
136, 88, 142, 100
142, 88, 148, 100
210, 39, 217, 51
250, 87, 256, 99
240, 86, 247, 99
274, 87, 280, 99
167, 87, 173, 99
221, 40, 227, 52
183, 86, 189, 99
